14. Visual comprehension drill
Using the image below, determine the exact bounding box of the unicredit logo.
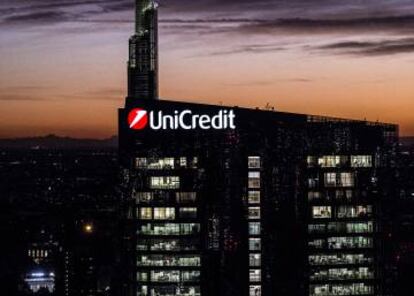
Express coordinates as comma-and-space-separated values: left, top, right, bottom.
128, 108, 148, 130
127, 108, 236, 130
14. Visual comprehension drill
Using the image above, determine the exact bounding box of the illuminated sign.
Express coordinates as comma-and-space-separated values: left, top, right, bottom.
128, 108, 236, 130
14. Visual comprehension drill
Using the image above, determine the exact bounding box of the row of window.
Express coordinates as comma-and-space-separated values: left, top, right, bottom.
137, 270, 200, 283
150, 177, 180, 190
139, 223, 200, 236
308, 189, 370, 201
312, 206, 373, 219
307, 155, 372, 168
309, 254, 373, 266
310, 267, 374, 281
138, 286, 200, 296
138, 207, 197, 220
308, 173, 355, 188
248, 156, 262, 295
309, 237, 373, 249
308, 222, 374, 234
310, 283, 373, 296
135, 192, 197, 204
137, 255, 201, 267
137, 239, 199, 252
136, 157, 198, 170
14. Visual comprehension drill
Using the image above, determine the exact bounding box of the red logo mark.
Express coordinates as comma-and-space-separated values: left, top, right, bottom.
128, 108, 148, 130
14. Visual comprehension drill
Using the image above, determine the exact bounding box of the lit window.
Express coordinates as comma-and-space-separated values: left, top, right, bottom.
135, 192, 153, 203
249, 238, 261, 251
248, 207, 261, 219
249, 254, 261, 267
249, 269, 261, 282
151, 270, 180, 282
336, 205, 372, 219
319, 156, 341, 167
312, 206, 332, 219
136, 158, 175, 170
180, 157, 187, 168
150, 176, 180, 189
154, 208, 175, 220
139, 207, 153, 220
176, 192, 197, 203
324, 173, 337, 187
249, 222, 261, 235
248, 172, 261, 189
248, 157, 261, 169
340, 173, 354, 187
249, 285, 262, 296
180, 208, 197, 219
351, 155, 372, 168
248, 191, 261, 204
137, 272, 148, 282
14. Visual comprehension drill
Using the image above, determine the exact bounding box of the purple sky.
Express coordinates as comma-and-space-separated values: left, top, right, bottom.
1, 0, 414, 137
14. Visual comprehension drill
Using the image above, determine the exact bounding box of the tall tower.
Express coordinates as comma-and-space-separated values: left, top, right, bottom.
128, 0, 159, 100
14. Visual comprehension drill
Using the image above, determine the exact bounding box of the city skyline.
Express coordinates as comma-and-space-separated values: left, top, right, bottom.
1, 0, 414, 138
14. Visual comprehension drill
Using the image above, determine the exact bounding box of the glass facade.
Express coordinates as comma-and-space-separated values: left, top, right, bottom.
134, 157, 201, 296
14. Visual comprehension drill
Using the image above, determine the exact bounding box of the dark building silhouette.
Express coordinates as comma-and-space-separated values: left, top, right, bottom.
117, 1, 400, 296
128, 0, 158, 100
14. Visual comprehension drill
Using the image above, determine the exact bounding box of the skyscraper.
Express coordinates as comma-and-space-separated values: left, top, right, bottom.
119, 2, 398, 296
128, 0, 158, 100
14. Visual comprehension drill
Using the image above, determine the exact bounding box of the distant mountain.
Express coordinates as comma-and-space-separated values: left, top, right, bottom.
0, 135, 118, 149
400, 137, 414, 147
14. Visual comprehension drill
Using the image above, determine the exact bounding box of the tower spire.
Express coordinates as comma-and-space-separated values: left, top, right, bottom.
128, 0, 159, 100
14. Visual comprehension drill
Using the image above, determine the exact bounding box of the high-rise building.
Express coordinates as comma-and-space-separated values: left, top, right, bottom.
119, 2, 399, 296
128, 0, 158, 100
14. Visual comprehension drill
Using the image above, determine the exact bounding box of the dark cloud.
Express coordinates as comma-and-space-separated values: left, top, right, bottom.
314, 38, 414, 56
205, 44, 286, 56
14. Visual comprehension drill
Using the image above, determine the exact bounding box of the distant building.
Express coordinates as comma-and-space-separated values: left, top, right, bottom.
119, 1, 399, 296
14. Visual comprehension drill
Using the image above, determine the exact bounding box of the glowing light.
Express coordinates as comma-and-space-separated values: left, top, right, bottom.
84, 223, 94, 234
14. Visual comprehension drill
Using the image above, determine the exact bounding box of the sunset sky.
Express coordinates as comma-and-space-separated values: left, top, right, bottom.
1, 0, 414, 138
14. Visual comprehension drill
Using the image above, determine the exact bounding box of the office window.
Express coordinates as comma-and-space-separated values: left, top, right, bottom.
135, 158, 147, 168
309, 254, 373, 266
135, 192, 154, 203
249, 254, 261, 267
336, 205, 373, 219
248, 157, 261, 169
325, 173, 337, 187
151, 270, 180, 282
248, 172, 261, 189
248, 207, 261, 219
308, 191, 322, 201
249, 222, 261, 235
182, 271, 200, 282
176, 192, 197, 203
248, 191, 261, 204
150, 176, 180, 190
139, 208, 153, 220
308, 224, 326, 234
327, 236, 373, 249
137, 272, 148, 282
180, 208, 197, 219
249, 238, 261, 251
249, 285, 262, 296
318, 156, 342, 168
179, 157, 188, 168
312, 206, 332, 219
249, 269, 261, 282
340, 173, 354, 187
136, 157, 175, 169
308, 176, 319, 188
351, 155, 372, 168
154, 208, 175, 220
